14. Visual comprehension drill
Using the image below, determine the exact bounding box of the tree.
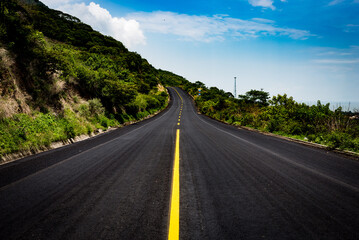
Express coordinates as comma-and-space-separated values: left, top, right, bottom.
239, 89, 270, 106
102, 80, 137, 111
225, 92, 234, 98
194, 81, 206, 89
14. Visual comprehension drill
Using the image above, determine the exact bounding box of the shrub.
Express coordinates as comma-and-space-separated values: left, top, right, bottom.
88, 98, 105, 116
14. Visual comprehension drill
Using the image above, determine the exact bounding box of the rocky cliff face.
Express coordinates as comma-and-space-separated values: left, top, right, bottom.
0, 47, 32, 118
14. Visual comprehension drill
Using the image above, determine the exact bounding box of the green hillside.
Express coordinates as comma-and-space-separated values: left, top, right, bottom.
0, 0, 172, 158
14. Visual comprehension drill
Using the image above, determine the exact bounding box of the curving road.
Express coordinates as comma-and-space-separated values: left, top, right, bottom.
0, 87, 358, 239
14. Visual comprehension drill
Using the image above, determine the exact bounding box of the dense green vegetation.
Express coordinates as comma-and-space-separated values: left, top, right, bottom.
159, 73, 359, 153
0, 0, 168, 157
0, 100, 118, 156
186, 85, 359, 153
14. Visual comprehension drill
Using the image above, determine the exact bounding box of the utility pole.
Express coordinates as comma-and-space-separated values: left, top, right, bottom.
234, 77, 237, 98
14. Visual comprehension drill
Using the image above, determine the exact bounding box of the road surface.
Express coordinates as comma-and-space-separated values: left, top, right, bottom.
0, 87, 358, 239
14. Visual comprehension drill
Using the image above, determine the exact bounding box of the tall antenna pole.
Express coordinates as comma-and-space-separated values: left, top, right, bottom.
234, 77, 237, 98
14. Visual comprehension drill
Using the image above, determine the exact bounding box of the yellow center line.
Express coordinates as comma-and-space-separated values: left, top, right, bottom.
172, 87, 183, 128
168, 87, 183, 239
168, 129, 180, 240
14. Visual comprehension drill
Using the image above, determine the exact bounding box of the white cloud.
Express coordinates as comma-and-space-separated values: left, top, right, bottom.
344, 24, 359, 33
57, 2, 145, 48
312, 46, 359, 56
328, 0, 346, 5
248, 0, 275, 10
312, 46, 359, 67
41, 0, 79, 8
317, 51, 352, 56
129, 11, 314, 41
329, 0, 359, 5
42, 1, 313, 46
313, 59, 359, 64
251, 18, 275, 23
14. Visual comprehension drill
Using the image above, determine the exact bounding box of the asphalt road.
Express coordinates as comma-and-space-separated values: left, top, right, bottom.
0, 87, 358, 240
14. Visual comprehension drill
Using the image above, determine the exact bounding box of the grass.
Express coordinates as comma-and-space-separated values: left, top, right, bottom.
0, 93, 169, 159
245, 126, 359, 153
0, 110, 117, 157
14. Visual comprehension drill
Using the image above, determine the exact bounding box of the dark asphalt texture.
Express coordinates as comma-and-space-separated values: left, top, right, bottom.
0, 87, 358, 240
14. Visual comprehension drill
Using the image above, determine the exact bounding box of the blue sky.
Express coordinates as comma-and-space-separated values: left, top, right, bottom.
43, 0, 359, 107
